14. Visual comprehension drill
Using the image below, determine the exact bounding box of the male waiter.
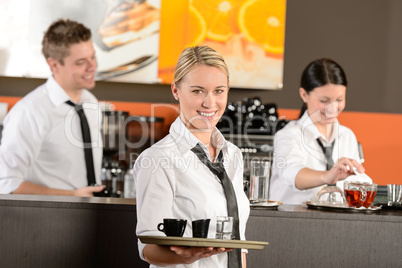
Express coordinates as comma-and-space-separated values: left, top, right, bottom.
0, 19, 104, 196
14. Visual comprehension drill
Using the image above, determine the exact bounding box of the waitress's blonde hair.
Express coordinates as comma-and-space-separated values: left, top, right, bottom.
173, 46, 229, 87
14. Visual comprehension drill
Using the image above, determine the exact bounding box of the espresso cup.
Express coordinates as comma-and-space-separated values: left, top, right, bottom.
192, 219, 210, 238
344, 181, 377, 208
157, 218, 187, 237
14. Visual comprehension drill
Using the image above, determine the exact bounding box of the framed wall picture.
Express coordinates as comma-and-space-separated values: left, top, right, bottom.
0, 0, 286, 90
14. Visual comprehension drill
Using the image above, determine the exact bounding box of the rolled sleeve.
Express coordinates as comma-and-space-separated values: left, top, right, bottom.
134, 148, 176, 261
273, 128, 306, 191
0, 107, 43, 193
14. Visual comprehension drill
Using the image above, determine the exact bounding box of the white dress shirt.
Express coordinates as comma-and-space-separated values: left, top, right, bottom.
134, 117, 250, 268
0, 76, 103, 193
269, 111, 361, 204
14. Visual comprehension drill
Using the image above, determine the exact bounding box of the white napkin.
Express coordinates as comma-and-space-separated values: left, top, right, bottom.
336, 168, 373, 192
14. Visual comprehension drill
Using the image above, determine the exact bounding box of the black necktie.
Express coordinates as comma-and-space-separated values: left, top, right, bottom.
316, 138, 335, 171
191, 143, 241, 268
66, 101, 96, 186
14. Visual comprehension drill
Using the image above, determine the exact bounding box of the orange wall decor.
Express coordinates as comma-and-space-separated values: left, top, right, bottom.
1, 96, 401, 185
158, 0, 287, 89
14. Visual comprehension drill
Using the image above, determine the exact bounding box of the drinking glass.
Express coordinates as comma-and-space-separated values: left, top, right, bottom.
249, 159, 270, 203
387, 184, 402, 207
215, 216, 233, 240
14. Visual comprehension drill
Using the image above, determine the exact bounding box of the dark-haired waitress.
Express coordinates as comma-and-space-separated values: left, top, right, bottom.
269, 58, 367, 205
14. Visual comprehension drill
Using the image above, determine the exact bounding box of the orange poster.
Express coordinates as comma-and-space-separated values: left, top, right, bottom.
0, 0, 285, 88
158, 0, 287, 90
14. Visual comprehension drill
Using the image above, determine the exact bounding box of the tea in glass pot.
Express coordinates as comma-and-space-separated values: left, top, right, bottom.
344, 181, 377, 208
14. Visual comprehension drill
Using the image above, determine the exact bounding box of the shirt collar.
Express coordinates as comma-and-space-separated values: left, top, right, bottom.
170, 117, 228, 160
46, 75, 92, 106
298, 111, 341, 146
46, 76, 71, 106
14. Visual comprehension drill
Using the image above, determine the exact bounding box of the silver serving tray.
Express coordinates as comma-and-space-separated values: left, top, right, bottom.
306, 201, 382, 213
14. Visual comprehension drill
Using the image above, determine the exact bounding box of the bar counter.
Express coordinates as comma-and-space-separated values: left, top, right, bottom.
1, 194, 401, 267
0, 194, 146, 268
246, 204, 402, 267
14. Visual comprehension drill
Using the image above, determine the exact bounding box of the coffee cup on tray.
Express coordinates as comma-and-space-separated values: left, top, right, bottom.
157, 218, 187, 237
192, 219, 210, 238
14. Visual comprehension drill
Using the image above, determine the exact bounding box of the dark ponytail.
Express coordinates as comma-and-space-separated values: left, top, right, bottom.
298, 58, 348, 118
298, 103, 307, 119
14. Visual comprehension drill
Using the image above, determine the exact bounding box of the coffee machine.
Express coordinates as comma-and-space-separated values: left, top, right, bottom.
100, 106, 165, 197
217, 97, 289, 198
101, 110, 130, 197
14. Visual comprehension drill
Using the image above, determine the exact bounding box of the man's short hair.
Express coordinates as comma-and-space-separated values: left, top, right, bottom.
42, 19, 92, 65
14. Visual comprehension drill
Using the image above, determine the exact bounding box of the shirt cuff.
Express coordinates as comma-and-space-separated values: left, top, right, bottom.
137, 239, 147, 261
0, 177, 24, 194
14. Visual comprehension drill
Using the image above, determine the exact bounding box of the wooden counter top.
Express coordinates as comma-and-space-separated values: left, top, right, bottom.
0, 193, 136, 209
251, 203, 402, 222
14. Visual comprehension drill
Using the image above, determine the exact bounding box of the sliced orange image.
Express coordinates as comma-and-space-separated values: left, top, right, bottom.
238, 0, 286, 56
184, 5, 207, 47
191, 0, 244, 42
